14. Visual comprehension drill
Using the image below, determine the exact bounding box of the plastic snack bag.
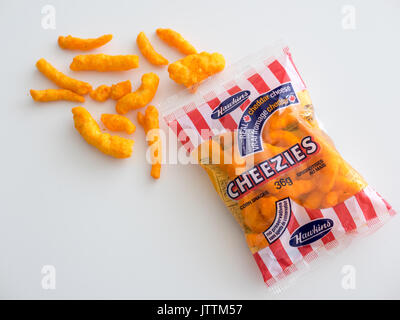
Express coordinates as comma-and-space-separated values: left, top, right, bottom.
161, 42, 396, 291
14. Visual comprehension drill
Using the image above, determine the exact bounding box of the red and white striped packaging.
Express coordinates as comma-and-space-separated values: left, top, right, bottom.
161, 42, 396, 291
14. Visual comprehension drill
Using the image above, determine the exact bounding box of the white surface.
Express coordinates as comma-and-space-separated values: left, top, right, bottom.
0, 0, 399, 299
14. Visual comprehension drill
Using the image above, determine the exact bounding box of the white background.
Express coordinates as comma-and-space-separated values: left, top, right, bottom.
0, 0, 399, 299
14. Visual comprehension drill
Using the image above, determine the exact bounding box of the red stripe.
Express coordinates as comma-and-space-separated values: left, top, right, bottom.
287, 212, 314, 257
227, 85, 250, 111
168, 119, 194, 152
333, 202, 357, 232
268, 239, 293, 271
206, 97, 237, 131
186, 108, 212, 140
247, 73, 270, 94
355, 190, 378, 221
268, 60, 290, 84
253, 252, 274, 284
305, 209, 336, 244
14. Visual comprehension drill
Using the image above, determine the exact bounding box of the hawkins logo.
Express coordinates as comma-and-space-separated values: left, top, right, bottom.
289, 218, 334, 247
211, 90, 250, 119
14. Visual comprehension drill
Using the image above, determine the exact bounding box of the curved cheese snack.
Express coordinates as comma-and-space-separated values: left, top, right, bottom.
168, 52, 225, 88
36, 58, 92, 95
137, 105, 161, 179
30, 89, 84, 102
110, 80, 132, 100
156, 28, 197, 55
101, 114, 136, 134
70, 54, 139, 72
136, 32, 168, 66
116, 73, 159, 114
72, 107, 133, 158
90, 85, 111, 102
58, 34, 112, 51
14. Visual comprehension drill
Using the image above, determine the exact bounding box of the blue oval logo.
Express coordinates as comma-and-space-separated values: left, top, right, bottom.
211, 90, 250, 119
289, 218, 334, 247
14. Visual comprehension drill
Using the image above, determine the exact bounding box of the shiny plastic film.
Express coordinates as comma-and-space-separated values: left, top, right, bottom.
161, 42, 396, 291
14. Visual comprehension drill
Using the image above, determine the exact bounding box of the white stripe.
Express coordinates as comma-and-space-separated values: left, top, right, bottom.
258, 246, 283, 278
259, 67, 281, 90
280, 228, 303, 265
197, 103, 226, 136
320, 207, 346, 238
364, 186, 389, 219
344, 195, 368, 232
277, 54, 306, 92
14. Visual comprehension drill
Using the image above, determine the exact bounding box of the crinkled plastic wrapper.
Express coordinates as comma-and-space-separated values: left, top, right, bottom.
161, 42, 396, 291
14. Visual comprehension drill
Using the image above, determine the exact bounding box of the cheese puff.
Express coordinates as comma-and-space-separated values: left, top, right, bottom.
70, 54, 139, 72
263, 130, 299, 147
36, 58, 92, 95
137, 105, 162, 179
246, 233, 268, 252
168, 52, 225, 89
116, 73, 159, 114
89, 85, 111, 102
72, 107, 133, 158
136, 32, 168, 66
110, 80, 132, 100
302, 190, 324, 209
101, 114, 136, 134
322, 191, 339, 208
258, 196, 279, 222
242, 204, 270, 233
30, 89, 84, 103
156, 28, 197, 55
58, 34, 112, 51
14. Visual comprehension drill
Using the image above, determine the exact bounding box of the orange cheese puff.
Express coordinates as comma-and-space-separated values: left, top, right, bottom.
136, 32, 168, 66
72, 107, 133, 159
137, 105, 162, 179
90, 85, 111, 102
242, 205, 270, 233
322, 191, 339, 208
70, 54, 139, 72
258, 196, 279, 222
36, 58, 92, 95
246, 233, 268, 251
116, 73, 159, 114
156, 28, 197, 55
302, 190, 325, 209
110, 80, 132, 100
168, 52, 225, 88
101, 114, 136, 134
263, 130, 299, 147
58, 34, 112, 51
30, 89, 84, 103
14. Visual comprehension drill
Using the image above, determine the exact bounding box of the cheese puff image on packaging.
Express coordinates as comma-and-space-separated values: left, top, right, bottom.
58, 34, 113, 51
70, 54, 139, 72
161, 42, 396, 291
36, 58, 92, 95
137, 105, 162, 179
156, 28, 197, 55
116, 73, 159, 114
30, 89, 84, 103
72, 107, 133, 158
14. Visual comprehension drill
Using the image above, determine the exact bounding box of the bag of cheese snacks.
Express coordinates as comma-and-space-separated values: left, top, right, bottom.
161, 42, 396, 290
